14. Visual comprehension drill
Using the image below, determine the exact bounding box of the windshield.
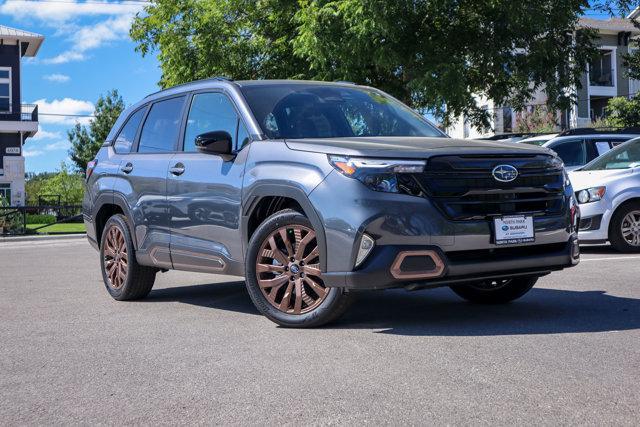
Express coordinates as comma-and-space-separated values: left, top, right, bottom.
239, 83, 445, 139
582, 138, 640, 171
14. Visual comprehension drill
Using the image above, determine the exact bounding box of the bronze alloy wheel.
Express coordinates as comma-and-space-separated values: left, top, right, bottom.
256, 225, 328, 314
621, 210, 640, 246
103, 225, 128, 289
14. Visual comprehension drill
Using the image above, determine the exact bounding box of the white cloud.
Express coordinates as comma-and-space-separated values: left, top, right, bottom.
43, 52, 86, 65
32, 98, 94, 125
43, 14, 136, 64
32, 126, 62, 140
23, 149, 44, 158
0, 1, 146, 64
43, 73, 71, 83
0, 0, 144, 23
44, 140, 71, 151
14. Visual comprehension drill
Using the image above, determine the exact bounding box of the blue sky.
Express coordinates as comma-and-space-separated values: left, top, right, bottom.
0, 0, 161, 173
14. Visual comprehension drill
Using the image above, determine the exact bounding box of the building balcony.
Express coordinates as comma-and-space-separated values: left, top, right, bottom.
0, 104, 38, 136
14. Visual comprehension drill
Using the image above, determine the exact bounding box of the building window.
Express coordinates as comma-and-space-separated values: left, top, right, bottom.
0, 183, 11, 205
502, 107, 513, 133
589, 49, 614, 87
0, 67, 11, 113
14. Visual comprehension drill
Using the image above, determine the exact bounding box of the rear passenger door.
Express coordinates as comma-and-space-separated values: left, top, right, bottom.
167, 91, 250, 274
114, 95, 186, 268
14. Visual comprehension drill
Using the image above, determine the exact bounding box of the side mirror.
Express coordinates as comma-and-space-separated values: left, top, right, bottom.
195, 131, 233, 155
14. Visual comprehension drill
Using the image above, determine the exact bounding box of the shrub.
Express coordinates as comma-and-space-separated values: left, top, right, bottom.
26, 214, 56, 225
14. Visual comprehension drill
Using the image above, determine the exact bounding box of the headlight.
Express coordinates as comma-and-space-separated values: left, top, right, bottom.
576, 187, 606, 204
328, 156, 426, 193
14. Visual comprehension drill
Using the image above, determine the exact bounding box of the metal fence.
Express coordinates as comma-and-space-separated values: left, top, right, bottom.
0, 205, 83, 236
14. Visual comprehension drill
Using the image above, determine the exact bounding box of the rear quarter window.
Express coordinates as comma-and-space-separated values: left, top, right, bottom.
113, 107, 146, 154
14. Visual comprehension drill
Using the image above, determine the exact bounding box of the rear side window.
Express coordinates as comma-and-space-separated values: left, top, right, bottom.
551, 139, 586, 167
138, 96, 185, 153
114, 108, 145, 154
183, 93, 240, 152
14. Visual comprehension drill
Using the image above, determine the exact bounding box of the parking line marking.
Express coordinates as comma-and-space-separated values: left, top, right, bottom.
581, 256, 640, 261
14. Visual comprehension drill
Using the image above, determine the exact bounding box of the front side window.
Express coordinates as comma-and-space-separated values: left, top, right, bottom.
138, 96, 185, 153
551, 139, 586, 167
583, 139, 640, 170
0, 67, 11, 113
240, 84, 444, 140
114, 108, 146, 154
184, 93, 240, 152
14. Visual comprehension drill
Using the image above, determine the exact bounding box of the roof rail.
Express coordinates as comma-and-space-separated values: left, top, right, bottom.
558, 127, 640, 136
144, 76, 235, 99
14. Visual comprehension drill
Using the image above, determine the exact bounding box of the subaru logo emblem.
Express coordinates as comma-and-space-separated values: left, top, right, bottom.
289, 264, 300, 274
492, 164, 518, 182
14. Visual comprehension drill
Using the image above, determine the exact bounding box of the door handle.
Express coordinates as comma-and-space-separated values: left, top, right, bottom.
121, 163, 133, 174
169, 163, 185, 176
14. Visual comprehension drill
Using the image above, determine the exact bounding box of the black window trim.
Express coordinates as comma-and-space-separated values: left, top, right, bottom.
180, 88, 253, 154
132, 93, 189, 155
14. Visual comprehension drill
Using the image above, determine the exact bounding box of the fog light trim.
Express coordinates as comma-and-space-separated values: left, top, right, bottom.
355, 234, 375, 267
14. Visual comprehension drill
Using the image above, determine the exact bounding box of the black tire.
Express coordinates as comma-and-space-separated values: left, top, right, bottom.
99, 214, 156, 301
609, 201, 640, 253
450, 276, 538, 304
245, 209, 352, 328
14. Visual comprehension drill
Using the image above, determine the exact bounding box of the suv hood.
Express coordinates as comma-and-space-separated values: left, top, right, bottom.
284, 137, 552, 159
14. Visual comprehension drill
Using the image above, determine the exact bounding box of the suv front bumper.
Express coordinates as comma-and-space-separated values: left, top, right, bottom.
310, 171, 579, 289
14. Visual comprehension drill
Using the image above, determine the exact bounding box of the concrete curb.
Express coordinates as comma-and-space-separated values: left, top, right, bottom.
0, 234, 87, 243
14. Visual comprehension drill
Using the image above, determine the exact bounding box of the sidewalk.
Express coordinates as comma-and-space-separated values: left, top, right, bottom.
0, 233, 86, 243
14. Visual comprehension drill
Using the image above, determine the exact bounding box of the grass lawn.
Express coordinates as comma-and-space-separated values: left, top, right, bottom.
26, 223, 86, 233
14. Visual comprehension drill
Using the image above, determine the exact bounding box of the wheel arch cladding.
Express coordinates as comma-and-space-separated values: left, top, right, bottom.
93, 193, 137, 248
242, 184, 328, 272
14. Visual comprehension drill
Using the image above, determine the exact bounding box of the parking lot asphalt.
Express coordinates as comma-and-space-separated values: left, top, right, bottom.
1, 238, 639, 425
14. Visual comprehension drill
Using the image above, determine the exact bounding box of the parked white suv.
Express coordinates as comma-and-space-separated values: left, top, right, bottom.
569, 137, 640, 252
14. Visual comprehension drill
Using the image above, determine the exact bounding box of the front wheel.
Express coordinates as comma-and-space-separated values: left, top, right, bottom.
244, 209, 352, 328
450, 276, 538, 304
609, 202, 640, 253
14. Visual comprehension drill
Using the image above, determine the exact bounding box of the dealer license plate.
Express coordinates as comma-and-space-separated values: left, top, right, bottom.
493, 215, 535, 245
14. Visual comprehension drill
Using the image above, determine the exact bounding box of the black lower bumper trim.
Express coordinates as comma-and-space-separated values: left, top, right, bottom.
323, 238, 578, 290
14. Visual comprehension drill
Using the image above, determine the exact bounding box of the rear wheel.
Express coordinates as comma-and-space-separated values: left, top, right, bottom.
609, 202, 640, 253
245, 209, 352, 327
99, 214, 156, 300
450, 276, 538, 304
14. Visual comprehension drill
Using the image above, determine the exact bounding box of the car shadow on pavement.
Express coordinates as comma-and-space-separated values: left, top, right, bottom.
143, 280, 640, 336
579, 244, 618, 254
145, 281, 261, 316
335, 287, 640, 336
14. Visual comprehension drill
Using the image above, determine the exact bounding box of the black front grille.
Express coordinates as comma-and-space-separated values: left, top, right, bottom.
414, 155, 565, 220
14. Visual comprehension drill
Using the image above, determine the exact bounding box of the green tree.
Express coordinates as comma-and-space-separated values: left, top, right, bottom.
131, 0, 601, 128
603, 96, 640, 128
38, 163, 85, 205
68, 89, 125, 172
25, 171, 56, 205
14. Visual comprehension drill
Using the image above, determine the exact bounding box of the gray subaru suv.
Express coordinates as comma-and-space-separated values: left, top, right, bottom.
83, 79, 580, 327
